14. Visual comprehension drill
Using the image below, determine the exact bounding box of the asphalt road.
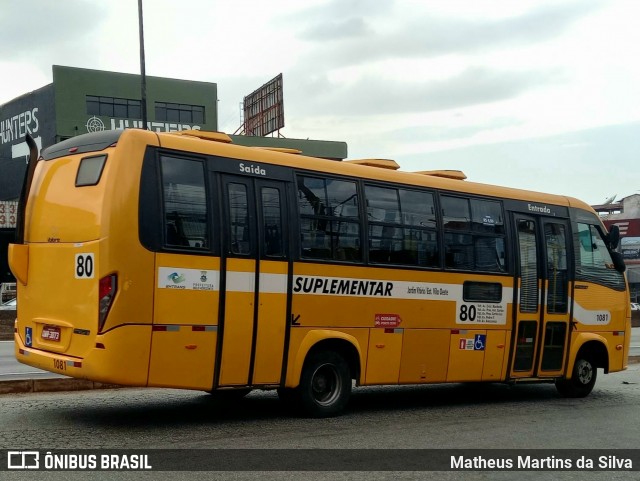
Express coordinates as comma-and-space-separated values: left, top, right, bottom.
0, 341, 66, 381
0, 364, 639, 481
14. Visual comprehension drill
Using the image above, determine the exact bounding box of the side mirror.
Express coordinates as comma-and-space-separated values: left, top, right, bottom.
607, 225, 621, 249
611, 251, 626, 273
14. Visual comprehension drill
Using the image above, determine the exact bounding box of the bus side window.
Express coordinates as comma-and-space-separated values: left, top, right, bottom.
229, 183, 251, 256
365, 185, 438, 267
160, 156, 208, 250
442, 195, 506, 273
575, 222, 625, 291
166, 223, 187, 246
264, 224, 282, 256
297, 175, 361, 262
262, 187, 284, 257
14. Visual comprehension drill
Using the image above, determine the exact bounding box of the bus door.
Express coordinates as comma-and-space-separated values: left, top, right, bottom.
510, 215, 571, 378
215, 175, 290, 387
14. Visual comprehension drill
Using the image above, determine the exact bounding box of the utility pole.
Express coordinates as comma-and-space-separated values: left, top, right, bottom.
138, 0, 148, 129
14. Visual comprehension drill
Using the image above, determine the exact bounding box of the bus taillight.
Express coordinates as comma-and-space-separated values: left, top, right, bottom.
98, 274, 117, 332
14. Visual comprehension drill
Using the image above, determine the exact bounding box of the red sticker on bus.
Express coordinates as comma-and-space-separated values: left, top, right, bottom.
375, 314, 402, 328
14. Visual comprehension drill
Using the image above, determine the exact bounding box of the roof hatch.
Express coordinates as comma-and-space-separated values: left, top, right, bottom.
169, 130, 233, 143
254, 147, 302, 154
415, 170, 467, 180
345, 159, 400, 170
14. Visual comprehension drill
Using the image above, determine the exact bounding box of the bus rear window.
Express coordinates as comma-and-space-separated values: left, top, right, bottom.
76, 155, 107, 186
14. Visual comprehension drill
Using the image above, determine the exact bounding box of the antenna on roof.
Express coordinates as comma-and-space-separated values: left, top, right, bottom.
138, 0, 148, 129
603, 195, 617, 205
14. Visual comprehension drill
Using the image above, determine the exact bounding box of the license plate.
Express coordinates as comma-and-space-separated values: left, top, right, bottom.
41, 325, 61, 342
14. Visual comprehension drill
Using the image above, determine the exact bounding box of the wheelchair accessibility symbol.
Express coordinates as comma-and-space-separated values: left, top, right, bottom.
474, 334, 486, 351
25, 327, 33, 348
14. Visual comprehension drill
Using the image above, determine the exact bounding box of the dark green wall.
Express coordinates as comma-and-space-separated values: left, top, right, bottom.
230, 134, 347, 160
53, 65, 218, 139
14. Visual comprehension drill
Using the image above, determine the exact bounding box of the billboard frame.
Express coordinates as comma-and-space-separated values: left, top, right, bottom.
242, 74, 284, 137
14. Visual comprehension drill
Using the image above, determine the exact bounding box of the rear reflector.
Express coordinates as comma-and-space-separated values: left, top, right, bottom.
98, 274, 117, 333
152, 325, 180, 332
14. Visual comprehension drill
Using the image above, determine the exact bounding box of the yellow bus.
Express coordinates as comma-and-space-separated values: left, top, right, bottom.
9, 128, 630, 417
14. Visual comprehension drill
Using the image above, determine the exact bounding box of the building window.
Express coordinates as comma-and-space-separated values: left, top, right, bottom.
86, 96, 142, 119
155, 102, 205, 124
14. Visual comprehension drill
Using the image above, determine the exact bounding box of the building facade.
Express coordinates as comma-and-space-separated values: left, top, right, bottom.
0, 65, 348, 282
593, 194, 640, 303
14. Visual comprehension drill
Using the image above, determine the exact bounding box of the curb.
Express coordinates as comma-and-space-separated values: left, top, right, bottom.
0, 378, 122, 395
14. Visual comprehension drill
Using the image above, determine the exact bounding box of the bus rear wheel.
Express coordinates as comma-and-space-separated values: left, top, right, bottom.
555, 356, 597, 398
298, 351, 351, 417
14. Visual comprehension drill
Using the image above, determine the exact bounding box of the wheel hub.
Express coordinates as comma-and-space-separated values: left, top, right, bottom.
576, 360, 592, 384
311, 364, 340, 405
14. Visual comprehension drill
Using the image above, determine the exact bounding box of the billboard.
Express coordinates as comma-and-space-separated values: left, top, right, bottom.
242, 74, 284, 137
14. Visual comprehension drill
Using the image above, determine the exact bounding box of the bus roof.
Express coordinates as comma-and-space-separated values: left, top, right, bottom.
41, 130, 123, 160
154, 130, 595, 214
38, 129, 595, 215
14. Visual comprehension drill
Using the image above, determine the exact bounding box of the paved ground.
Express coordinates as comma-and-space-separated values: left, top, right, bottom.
0, 311, 14, 341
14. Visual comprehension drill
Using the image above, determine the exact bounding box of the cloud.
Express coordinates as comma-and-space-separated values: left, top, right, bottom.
288, 66, 565, 116
290, 0, 393, 41
0, 1, 108, 63
288, 1, 605, 69
383, 117, 525, 143
298, 17, 374, 41
283, 0, 394, 28
399, 121, 640, 204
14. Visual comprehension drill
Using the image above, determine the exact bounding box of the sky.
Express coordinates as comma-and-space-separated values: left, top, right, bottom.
1, 0, 638, 205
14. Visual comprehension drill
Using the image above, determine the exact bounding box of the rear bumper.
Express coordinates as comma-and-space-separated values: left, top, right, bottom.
14, 324, 152, 386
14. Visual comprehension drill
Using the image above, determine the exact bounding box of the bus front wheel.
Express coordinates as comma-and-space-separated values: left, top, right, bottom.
555, 356, 597, 398
298, 351, 351, 417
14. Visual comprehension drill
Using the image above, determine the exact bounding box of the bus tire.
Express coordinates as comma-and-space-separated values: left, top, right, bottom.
298, 351, 351, 417
555, 355, 597, 398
